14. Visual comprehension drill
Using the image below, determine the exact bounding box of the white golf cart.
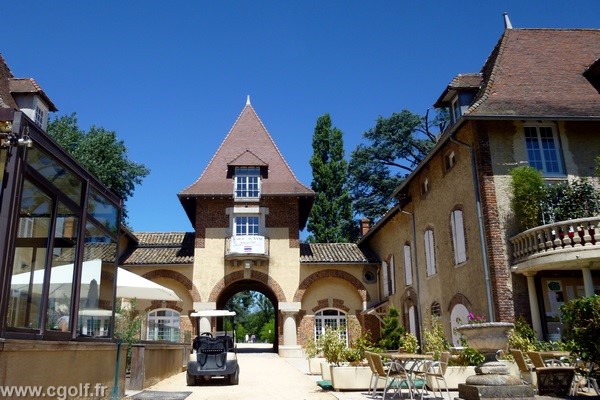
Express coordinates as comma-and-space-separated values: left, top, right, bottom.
187, 310, 239, 385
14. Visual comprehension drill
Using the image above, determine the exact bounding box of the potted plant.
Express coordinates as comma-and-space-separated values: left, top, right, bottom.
305, 337, 326, 375
320, 326, 376, 391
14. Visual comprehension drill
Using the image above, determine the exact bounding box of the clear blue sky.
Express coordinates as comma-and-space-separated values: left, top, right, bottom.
2, 1, 598, 234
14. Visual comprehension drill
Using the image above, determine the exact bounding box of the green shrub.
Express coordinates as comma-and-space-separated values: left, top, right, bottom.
423, 315, 450, 360
510, 166, 545, 230
560, 295, 600, 377
542, 178, 600, 223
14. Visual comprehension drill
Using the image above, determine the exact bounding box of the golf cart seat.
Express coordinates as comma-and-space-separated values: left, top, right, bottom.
193, 335, 233, 367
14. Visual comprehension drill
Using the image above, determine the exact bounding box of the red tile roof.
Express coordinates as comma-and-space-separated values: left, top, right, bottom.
300, 243, 379, 264
120, 232, 194, 265
466, 29, 600, 118
179, 103, 314, 197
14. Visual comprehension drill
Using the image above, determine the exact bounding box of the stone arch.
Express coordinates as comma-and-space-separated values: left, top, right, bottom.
208, 270, 287, 303
141, 269, 201, 302
293, 269, 370, 303
447, 292, 472, 313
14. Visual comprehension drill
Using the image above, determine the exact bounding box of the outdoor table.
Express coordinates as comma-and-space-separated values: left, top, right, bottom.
380, 353, 433, 398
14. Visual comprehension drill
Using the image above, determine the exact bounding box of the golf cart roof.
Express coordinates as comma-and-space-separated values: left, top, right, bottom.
190, 310, 236, 317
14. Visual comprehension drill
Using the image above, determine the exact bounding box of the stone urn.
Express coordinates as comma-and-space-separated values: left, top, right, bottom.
455, 322, 525, 394
455, 322, 513, 365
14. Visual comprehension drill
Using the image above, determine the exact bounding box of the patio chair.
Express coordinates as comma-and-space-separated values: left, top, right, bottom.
365, 351, 387, 398
371, 352, 414, 399
420, 351, 450, 400
527, 351, 547, 369
511, 349, 536, 386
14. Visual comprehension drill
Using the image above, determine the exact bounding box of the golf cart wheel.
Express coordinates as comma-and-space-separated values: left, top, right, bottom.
228, 366, 240, 385
186, 371, 197, 386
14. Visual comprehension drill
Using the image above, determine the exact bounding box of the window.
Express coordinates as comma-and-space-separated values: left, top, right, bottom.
451, 97, 461, 123
524, 125, 564, 176
445, 151, 456, 171
403, 244, 413, 286
422, 178, 429, 195
234, 216, 259, 236
450, 209, 467, 265
34, 105, 44, 127
314, 309, 347, 345
424, 229, 436, 276
234, 167, 260, 198
147, 309, 180, 342
381, 256, 396, 297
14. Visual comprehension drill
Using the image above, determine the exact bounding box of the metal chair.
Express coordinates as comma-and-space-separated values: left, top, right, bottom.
370, 352, 413, 399
365, 351, 386, 398
511, 349, 536, 386
420, 351, 450, 400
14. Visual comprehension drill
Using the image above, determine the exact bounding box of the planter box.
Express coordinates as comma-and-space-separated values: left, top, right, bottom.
320, 362, 332, 381
329, 364, 382, 391
308, 357, 326, 375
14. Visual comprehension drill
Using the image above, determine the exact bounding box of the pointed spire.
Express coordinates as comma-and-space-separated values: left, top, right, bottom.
503, 12, 513, 30
246, 95, 251, 106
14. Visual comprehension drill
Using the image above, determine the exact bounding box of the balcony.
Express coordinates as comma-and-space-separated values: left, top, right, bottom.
224, 235, 270, 264
510, 216, 600, 273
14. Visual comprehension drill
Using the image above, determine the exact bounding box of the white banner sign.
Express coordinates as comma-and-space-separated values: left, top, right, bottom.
231, 236, 265, 254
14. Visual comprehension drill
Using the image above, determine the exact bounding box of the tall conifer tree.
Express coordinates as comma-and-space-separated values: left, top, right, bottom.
307, 114, 355, 242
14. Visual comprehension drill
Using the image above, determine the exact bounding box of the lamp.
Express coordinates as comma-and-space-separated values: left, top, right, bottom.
244, 260, 252, 269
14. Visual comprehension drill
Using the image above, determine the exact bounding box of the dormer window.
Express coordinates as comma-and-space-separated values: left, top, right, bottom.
234, 167, 260, 199
35, 105, 44, 127
451, 97, 462, 123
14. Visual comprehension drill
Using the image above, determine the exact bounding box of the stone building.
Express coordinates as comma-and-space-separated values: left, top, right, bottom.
360, 26, 600, 344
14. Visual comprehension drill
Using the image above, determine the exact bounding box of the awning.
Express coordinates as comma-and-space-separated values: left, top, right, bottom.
11, 259, 181, 302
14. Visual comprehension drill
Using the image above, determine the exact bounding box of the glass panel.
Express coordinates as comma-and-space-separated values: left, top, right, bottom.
525, 127, 544, 171
77, 221, 117, 338
235, 216, 259, 236
26, 146, 82, 205
540, 127, 561, 174
8, 179, 52, 330
87, 188, 118, 235
45, 202, 79, 332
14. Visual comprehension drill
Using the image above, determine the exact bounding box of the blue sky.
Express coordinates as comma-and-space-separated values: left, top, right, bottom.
2, 1, 598, 234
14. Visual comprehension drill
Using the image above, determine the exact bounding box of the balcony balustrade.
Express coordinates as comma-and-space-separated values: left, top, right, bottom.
510, 216, 600, 271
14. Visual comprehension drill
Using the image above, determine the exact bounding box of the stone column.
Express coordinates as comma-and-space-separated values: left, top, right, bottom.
278, 302, 302, 358
525, 272, 543, 340
582, 266, 595, 297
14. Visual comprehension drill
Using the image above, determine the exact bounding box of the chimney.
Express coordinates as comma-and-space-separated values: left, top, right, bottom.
360, 217, 371, 237
503, 12, 513, 30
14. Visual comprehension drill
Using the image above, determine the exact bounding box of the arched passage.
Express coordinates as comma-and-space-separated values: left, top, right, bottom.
210, 271, 285, 353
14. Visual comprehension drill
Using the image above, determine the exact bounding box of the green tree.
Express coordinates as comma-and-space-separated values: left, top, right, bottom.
259, 318, 275, 343
306, 114, 355, 243
348, 109, 443, 221
378, 306, 405, 350
47, 113, 150, 221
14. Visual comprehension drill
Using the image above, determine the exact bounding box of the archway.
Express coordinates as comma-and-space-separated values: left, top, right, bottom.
216, 279, 279, 353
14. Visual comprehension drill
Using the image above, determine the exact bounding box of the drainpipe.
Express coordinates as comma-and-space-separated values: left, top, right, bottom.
449, 135, 495, 321
400, 210, 423, 346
